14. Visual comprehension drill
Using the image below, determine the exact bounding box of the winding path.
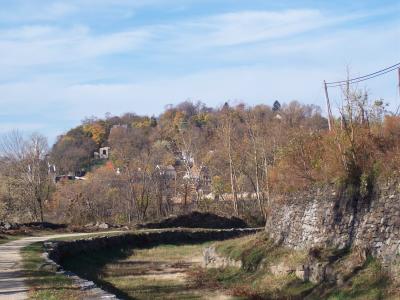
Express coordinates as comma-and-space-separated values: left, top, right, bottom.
0, 232, 118, 300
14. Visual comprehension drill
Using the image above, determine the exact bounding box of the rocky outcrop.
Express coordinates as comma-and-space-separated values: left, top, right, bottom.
265, 182, 400, 274
203, 246, 242, 268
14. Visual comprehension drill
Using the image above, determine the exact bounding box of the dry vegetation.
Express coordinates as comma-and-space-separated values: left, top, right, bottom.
22, 242, 90, 300
0, 88, 398, 229
61, 241, 235, 300
192, 233, 398, 300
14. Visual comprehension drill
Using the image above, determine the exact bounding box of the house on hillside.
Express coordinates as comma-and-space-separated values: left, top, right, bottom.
94, 146, 110, 159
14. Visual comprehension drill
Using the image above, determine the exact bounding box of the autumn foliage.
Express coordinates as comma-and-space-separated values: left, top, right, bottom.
3, 92, 399, 224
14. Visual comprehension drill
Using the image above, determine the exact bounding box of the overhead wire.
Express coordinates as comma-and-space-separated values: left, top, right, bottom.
326, 62, 400, 87
327, 67, 399, 87
323, 61, 400, 121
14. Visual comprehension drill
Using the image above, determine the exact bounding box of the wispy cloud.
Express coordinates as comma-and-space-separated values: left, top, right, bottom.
0, 7, 391, 69
0, 1, 398, 143
181, 9, 325, 47
0, 25, 152, 67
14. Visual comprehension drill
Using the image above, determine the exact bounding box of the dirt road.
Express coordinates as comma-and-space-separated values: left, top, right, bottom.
0, 232, 119, 300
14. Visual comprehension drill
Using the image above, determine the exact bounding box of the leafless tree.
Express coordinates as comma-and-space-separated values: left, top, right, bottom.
0, 131, 52, 222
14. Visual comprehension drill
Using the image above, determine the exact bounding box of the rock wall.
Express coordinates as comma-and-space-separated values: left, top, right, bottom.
47, 228, 260, 265
203, 246, 242, 268
265, 182, 400, 271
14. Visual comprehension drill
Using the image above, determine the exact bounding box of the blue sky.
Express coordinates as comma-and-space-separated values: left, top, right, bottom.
0, 0, 399, 144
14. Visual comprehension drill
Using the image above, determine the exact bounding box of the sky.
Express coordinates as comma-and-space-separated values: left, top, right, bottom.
0, 0, 399, 144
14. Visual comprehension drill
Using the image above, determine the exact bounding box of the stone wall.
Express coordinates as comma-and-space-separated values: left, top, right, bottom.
265, 181, 400, 271
44, 228, 259, 299
47, 228, 260, 265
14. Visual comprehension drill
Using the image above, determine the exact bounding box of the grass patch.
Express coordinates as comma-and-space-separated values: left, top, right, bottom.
326, 257, 390, 300
21, 242, 88, 300
215, 232, 307, 271
193, 233, 313, 299
126, 243, 211, 261
0, 234, 21, 244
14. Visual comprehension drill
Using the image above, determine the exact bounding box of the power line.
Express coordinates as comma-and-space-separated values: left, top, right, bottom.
327, 67, 399, 87
326, 62, 400, 86
323, 61, 400, 130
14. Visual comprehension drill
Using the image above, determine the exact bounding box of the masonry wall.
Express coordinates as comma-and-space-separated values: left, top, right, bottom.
47, 228, 260, 264
265, 181, 400, 270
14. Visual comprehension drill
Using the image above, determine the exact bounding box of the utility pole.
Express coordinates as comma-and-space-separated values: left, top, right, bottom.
324, 80, 333, 131
398, 67, 400, 96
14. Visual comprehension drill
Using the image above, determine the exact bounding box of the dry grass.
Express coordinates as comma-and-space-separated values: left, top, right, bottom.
63, 242, 236, 300
21, 242, 89, 300
195, 233, 395, 299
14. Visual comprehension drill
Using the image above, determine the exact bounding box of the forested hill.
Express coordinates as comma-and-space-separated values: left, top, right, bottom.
51, 100, 327, 185
1, 93, 394, 225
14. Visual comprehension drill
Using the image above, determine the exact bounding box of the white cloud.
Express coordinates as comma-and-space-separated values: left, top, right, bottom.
188, 9, 325, 47
161, 8, 392, 50
0, 25, 151, 67
0, 6, 397, 70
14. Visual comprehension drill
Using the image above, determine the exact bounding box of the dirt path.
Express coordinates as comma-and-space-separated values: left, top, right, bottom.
0, 232, 120, 300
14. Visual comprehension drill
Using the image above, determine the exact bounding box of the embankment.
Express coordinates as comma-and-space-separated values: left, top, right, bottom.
265, 182, 400, 275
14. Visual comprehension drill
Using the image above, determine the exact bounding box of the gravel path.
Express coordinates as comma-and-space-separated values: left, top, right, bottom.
0, 232, 118, 300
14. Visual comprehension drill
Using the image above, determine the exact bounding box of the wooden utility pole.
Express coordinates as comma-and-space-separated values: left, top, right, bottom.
324, 80, 333, 131
398, 67, 400, 96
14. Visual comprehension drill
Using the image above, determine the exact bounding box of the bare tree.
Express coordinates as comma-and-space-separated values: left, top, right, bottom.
219, 104, 239, 216
0, 131, 52, 222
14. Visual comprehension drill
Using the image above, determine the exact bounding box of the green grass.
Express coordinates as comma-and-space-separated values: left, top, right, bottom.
127, 243, 212, 261
21, 242, 89, 300
0, 234, 21, 244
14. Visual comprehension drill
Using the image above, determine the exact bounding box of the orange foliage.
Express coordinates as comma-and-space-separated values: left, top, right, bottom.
83, 122, 106, 145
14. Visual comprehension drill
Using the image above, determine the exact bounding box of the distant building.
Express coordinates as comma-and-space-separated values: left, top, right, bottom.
95, 146, 110, 159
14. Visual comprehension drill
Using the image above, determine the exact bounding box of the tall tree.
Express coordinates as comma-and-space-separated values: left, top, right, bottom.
0, 131, 52, 222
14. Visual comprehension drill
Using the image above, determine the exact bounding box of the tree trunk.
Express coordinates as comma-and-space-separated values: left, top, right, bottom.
228, 140, 239, 216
